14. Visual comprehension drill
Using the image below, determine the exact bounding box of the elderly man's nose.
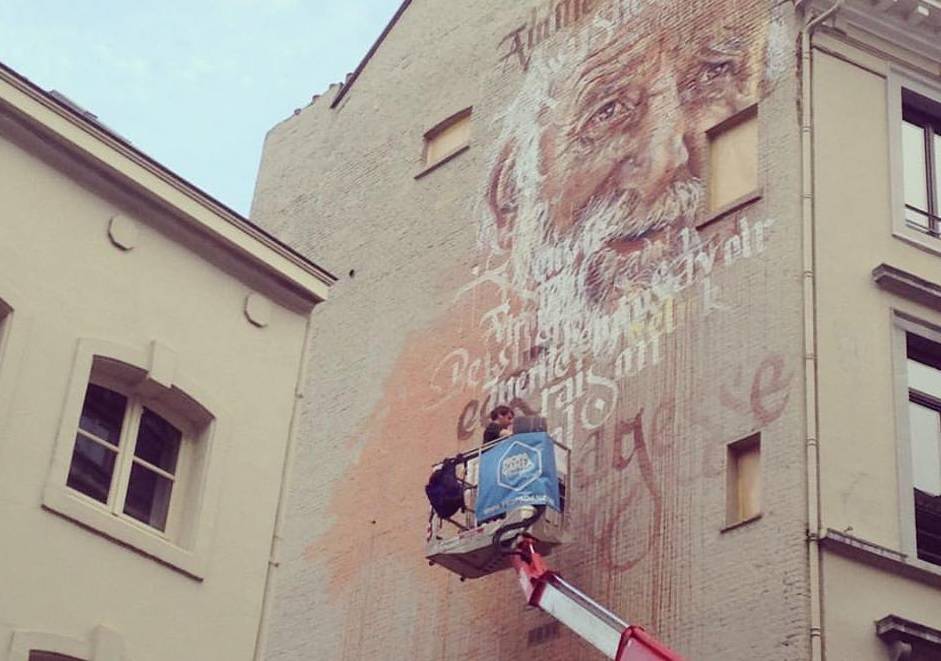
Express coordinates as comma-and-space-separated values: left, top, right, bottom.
650, 131, 689, 176
667, 133, 690, 170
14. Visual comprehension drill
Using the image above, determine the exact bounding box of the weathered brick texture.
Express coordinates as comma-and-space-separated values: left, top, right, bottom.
251, 1, 808, 658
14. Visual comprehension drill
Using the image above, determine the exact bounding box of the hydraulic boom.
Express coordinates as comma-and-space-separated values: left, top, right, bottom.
511, 536, 683, 661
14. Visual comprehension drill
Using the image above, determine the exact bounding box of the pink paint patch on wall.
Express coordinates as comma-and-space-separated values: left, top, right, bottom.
255, 0, 807, 657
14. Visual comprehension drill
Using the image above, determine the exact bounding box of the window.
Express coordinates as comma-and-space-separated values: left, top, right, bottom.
905, 334, 941, 566
67, 381, 184, 533
30, 653, 84, 661
421, 107, 472, 172
43, 339, 220, 579
726, 433, 761, 527
902, 99, 941, 236
707, 106, 758, 213
888, 72, 941, 251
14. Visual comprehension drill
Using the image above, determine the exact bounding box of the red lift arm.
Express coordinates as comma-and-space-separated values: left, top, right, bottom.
511, 537, 683, 661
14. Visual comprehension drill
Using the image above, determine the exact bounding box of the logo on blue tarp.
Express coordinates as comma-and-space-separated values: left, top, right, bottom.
476, 432, 560, 522
497, 441, 542, 491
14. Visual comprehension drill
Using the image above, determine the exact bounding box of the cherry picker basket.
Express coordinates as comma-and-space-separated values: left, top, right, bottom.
424, 431, 570, 579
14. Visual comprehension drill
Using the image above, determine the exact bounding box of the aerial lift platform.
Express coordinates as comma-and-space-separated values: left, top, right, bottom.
424, 426, 683, 660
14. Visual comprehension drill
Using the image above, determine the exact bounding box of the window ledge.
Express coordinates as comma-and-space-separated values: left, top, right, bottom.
697, 188, 763, 230
872, 263, 941, 311
721, 513, 762, 533
414, 144, 470, 180
820, 528, 941, 588
43, 484, 205, 580
893, 226, 941, 259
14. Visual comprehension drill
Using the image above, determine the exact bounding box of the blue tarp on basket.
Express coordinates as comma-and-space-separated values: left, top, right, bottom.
475, 432, 560, 522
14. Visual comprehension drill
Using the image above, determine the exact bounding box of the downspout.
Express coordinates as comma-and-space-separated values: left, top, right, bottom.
253, 311, 315, 661
798, 2, 843, 660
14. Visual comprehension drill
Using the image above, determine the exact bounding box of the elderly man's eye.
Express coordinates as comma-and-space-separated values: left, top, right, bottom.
699, 61, 734, 83
588, 99, 637, 127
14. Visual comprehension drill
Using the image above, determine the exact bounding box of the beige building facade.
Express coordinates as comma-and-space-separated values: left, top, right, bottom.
806, 1, 941, 659
250, 0, 941, 659
0, 64, 333, 661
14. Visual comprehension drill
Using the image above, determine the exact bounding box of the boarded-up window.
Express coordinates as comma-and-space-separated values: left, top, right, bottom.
424, 108, 472, 168
727, 434, 761, 525
708, 107, 758, 212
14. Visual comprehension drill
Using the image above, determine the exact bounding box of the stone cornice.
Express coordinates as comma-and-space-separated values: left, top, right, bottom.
873, 264, 941, 311
803, 0, 941, 64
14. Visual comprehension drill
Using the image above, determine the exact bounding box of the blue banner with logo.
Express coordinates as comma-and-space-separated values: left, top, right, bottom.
475, 432, 560, 522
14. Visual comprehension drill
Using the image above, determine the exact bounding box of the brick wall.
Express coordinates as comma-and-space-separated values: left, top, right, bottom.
251, 1, 809, 658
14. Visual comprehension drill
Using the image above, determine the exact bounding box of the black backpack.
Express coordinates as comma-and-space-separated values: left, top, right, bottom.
425, 456, 465, 520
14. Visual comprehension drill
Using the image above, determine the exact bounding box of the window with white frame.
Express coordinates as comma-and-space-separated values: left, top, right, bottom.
902, 93, 941, 236
905, 333, 941, 567
67, 381, 185, 533
43, 340, 220, 578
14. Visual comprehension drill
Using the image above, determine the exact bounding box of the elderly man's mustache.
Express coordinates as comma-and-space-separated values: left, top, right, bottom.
578, 177, 704, 242
580, 178, 704, 304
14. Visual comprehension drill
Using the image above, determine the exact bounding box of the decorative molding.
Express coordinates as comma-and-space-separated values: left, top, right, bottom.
836, 0, 941, 64
873, 264, 941, 311
876, 615, 941, 658
107, 215, 138, 251
820, 528, 941, 587
245, 292, 272, 328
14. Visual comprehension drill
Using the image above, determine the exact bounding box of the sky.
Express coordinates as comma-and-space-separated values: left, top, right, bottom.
0, 0, 403, 215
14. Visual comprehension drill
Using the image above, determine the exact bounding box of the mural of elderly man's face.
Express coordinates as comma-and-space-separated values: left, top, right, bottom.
488, 19, 759, 311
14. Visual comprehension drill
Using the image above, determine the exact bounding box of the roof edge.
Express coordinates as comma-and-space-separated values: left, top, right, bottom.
0, 61, 337, 302
331, 0, 413, 109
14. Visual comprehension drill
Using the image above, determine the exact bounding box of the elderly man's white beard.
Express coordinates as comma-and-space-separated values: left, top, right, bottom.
507, 178, 703, 358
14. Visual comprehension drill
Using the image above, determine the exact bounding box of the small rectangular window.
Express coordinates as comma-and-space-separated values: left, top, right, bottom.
423, 108, 472, 169
726, 434, 761, 526
708, 107, 758, 213
906, 334, 941, 566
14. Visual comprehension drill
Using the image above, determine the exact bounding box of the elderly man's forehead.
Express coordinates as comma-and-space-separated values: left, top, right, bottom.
551, 31, 669, 110
578, 30, 668, 78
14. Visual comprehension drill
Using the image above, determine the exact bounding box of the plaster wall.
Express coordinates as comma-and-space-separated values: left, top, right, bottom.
821, 553, 939, 661
0, 104, 311, 660
811, 26, 941, 660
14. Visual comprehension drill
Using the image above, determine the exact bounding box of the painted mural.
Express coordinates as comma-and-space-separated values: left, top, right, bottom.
308, 0, 796, 655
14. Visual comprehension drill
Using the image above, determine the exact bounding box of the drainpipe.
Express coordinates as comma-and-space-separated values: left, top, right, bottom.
253, 311, 315, 661
799, 2, 843, 661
